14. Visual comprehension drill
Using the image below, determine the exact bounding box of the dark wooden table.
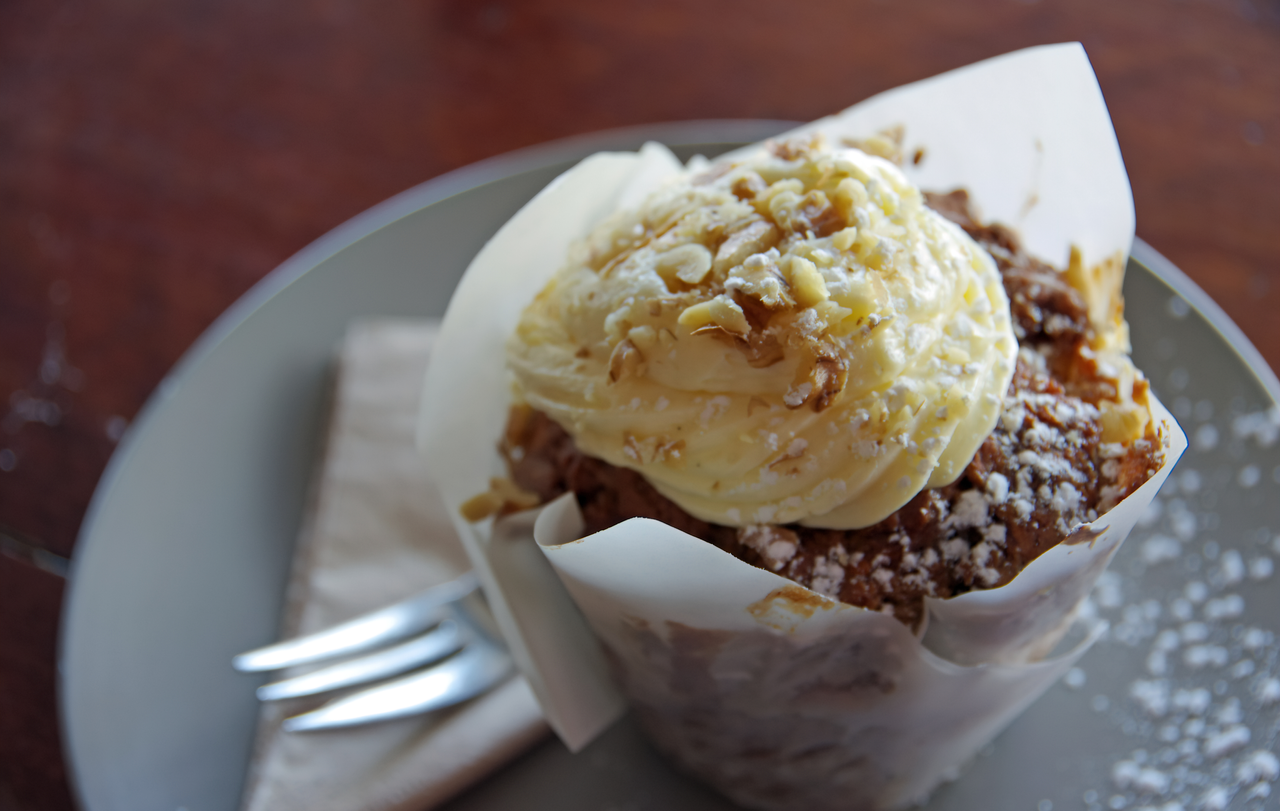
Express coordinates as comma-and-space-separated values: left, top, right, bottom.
2, 1, 1277, 808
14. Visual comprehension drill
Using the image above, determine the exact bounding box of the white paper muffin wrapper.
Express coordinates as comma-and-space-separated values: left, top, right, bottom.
533, 492, 1108, 811
418, 42, 1188, 805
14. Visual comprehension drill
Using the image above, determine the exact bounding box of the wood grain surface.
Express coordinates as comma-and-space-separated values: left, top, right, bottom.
1, 1, 1277, 808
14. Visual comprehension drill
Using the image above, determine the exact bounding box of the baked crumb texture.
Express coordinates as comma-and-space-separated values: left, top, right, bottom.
501, 188, 1160, 630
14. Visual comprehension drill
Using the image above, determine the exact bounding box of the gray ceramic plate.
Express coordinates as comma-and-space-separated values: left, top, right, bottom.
61, 123, 1280, 811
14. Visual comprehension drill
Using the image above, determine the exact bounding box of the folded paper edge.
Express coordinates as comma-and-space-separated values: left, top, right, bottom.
474, 510, 627, 752
528, 491, 1113, 754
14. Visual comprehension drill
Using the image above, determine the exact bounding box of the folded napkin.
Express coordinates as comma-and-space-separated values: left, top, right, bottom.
240, 319, 549, 811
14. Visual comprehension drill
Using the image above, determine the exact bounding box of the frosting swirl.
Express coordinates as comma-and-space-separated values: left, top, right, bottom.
507, 138, 1017, 528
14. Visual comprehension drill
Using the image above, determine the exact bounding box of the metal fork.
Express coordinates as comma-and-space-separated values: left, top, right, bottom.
233, 573, 514, 732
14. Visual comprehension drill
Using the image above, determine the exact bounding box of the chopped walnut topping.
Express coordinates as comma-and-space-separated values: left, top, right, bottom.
731, 172, 768, 201
774, 190, 845, 238
842, 124, 906, 165
713, 219, 780, 274
623, 433, 686, 465
654, 243, 714, 288
767, 134, 824, 162
608, 339, 645, 383
724, 250, 794, 310
785, 339, 848, 412
679, 296, 751, 338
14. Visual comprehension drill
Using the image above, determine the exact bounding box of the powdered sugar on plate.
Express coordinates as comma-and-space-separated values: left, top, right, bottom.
1059, 292, 1280, 811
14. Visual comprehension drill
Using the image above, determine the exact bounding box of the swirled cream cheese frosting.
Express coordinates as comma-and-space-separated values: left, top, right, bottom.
506, 136, 1018, 529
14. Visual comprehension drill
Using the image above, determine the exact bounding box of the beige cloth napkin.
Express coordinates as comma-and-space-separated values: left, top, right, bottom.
241, 319, 549, 811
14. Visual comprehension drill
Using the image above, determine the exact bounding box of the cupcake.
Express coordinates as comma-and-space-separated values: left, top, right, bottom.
419, 43, 1186, 811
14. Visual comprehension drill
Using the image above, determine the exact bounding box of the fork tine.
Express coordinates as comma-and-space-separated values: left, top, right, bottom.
233, 572, 479, 672
256, 617, 467, 701
281, 642, 514, 732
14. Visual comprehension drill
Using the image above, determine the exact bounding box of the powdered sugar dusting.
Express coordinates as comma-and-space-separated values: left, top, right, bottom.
1067, 365, 1279, 811
993, 282, 1280, 811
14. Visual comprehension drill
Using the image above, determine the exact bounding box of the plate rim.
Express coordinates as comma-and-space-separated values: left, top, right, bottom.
1130, 238, 1280, 404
